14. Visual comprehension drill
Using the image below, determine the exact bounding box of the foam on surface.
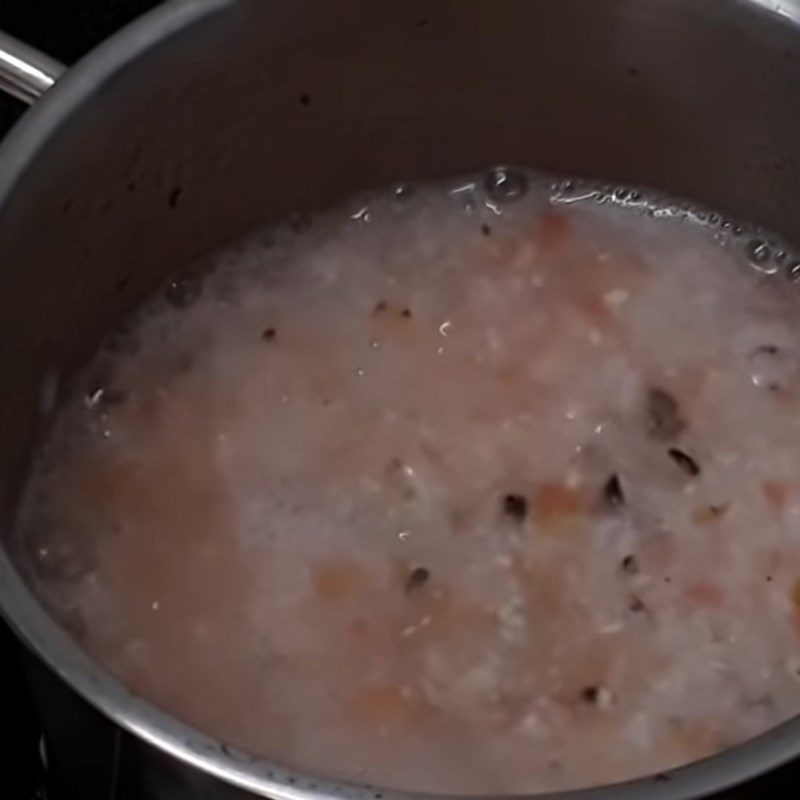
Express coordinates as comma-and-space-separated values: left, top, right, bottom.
15, 169, 800, 793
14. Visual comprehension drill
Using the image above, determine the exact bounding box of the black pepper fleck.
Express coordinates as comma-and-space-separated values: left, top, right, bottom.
373, 300, 388, 315
405, 567, 430, 593
668, 448, 701, 477
299, 93, 311, 106
629, 595, 647, 613
481, 223, 492, 237
401, 307, 413, 319
621, 554, 639, 575
580, 686, 599, 703
502, 493, 528, 522
262, 327, 277, 342
604, 474, 625, 506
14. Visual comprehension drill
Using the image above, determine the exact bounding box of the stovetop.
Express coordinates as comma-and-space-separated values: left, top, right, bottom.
2, 1, 800, 798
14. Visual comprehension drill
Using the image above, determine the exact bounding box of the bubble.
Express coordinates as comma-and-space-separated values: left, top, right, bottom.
84, 388, 105, 409
551, 178, 600, 205
652, 205, 678, 219
484, 167, 528, 203
786, 260, 800, 281
394, 184, 412, 203
748, 345, 797, 391
747, 239, 771, 262
83, 385, 127, 410
350, 206, 371, 223
745, 239, 778, 274
449, 181, 477, 214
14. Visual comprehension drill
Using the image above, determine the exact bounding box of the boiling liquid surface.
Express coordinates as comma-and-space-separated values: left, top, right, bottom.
16, 170, 800, 793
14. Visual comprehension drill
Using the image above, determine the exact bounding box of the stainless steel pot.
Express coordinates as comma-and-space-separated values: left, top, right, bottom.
2, 1, 800, 798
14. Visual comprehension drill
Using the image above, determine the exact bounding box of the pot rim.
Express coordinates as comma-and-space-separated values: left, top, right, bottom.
1, 1, 800, 798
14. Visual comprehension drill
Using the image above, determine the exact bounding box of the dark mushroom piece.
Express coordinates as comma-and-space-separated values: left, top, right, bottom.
581, 686, 600, 703
405, 567, 430, 593
620, 554, 639, 575
645, 387, 686, 442
629, 595, 647, 613
502, 493, 528, 522
604, 474, 625, 507
668, 448, 701, 477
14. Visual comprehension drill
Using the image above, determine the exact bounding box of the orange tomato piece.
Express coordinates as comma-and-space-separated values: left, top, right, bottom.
692, 504, 729, 525
685, 582, 725, 609
668, 721, 722, 760
348, 684, 409, 725
534, 482, 585, 522
576, 292, 616, 331
791, 580, 800, 635
536, 209, 572, 254
312, 561, 368, 602
762, 480, 790, 511
346, 684, 427, 729
417, 588, 494, 641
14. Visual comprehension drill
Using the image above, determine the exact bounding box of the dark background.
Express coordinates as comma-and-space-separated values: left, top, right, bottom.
1, 4, 160, 798
0, 0, 160, 130
2, 2, 800, 798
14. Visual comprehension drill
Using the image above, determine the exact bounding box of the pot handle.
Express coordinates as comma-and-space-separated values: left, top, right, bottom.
0, 30, 65, 105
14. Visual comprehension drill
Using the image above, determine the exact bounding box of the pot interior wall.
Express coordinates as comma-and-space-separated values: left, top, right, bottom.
1, 0, 800, 748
